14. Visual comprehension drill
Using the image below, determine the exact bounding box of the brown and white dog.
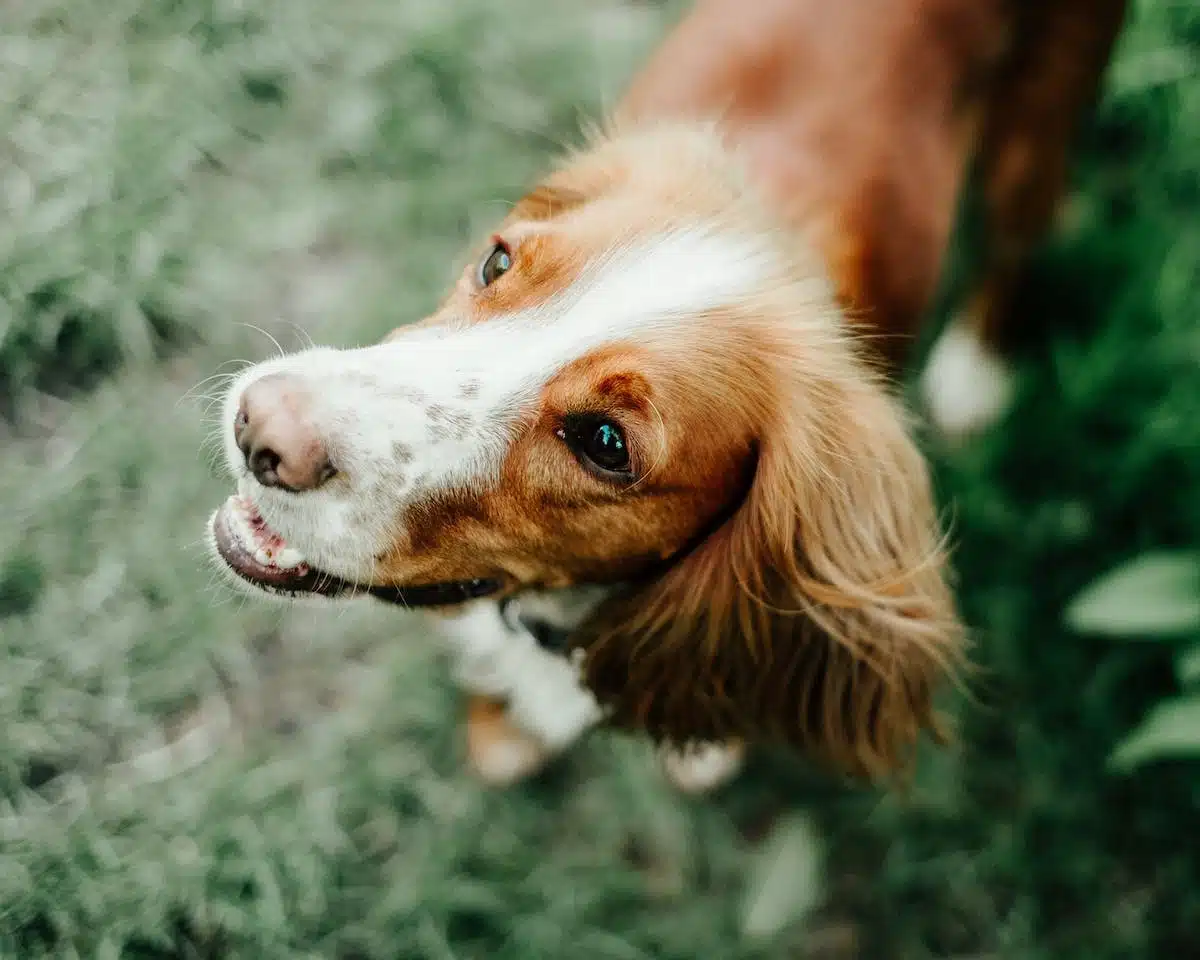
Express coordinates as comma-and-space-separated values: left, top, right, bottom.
206, 0, 1127, 791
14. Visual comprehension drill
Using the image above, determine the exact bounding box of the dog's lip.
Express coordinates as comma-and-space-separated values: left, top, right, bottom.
209, 495, 505, 606
210, 495, 333, 595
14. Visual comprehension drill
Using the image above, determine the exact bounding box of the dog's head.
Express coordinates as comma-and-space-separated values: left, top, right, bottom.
208, 125, 963, 777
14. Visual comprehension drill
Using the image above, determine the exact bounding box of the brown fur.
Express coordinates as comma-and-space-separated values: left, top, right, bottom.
574, 296, 962, 778
374, 129, 774, 593
970, 0, 1128, 350
619, 0, 1127, 364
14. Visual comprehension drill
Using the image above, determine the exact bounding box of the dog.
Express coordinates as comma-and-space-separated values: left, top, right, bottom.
206, 0, 1127, 792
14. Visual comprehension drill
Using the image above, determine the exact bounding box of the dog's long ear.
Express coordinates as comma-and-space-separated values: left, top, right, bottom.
575, 333, 965, 780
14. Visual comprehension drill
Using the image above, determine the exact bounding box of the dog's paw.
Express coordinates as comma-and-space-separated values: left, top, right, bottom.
660, 741, 745, 794
466, 696, 553, 787
920, 315, 1015, 441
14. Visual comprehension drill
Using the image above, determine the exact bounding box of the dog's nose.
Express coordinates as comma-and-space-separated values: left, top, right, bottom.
234, 373, 335, 491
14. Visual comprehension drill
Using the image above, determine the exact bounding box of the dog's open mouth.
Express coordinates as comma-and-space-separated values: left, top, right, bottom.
210, 495, 503, 606
210, 495, 336, 596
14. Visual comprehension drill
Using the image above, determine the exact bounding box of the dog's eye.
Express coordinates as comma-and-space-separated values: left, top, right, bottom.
560, 417, 631, 476
478, 242, 512, 287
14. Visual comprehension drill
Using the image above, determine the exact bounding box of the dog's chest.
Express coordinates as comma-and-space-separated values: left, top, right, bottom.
439, 586, 610, 670
431, 586, 615, 748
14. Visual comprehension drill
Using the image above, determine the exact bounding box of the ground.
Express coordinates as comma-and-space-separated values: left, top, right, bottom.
1, 1, 1198, 957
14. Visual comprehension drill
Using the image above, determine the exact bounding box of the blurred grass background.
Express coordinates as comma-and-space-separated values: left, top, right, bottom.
1, 0, 1197, 956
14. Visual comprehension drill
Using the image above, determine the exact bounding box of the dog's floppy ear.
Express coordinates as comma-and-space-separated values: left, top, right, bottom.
575, 336, 965, 780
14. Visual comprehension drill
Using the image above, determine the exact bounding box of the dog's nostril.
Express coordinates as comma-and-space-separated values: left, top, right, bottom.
248, 445, 283, 488
236, 373, 333, 492
233, 404, 249, 441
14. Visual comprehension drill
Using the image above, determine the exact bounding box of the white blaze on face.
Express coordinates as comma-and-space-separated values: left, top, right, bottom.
220, 226, 779, 580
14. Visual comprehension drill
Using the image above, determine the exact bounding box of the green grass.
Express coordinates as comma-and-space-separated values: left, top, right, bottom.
2, 0, 1198, 956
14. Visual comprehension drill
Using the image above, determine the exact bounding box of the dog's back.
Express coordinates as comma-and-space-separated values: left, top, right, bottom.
621, 0, 1127, 428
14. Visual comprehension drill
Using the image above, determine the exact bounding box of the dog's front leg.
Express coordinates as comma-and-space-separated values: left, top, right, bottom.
433, 598, 745, 792
432, 600, 602, 786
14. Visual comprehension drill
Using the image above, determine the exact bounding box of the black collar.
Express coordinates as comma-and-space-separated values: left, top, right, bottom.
367, 577, 502, 607
367, 580, 571, 653
498, 596, 575, 655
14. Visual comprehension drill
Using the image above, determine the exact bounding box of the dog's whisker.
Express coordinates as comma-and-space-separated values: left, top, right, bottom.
237, 323, 288, 359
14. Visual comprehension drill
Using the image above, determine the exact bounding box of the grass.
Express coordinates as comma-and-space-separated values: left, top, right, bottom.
1, 0, 1198, 956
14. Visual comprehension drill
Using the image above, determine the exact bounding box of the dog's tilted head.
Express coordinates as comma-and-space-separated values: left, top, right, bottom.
207, 124, 964, 777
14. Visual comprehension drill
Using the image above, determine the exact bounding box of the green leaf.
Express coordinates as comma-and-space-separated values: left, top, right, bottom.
1109, 695, 1200, 774
1177, 644, 1200, 687
1065, 551, 1200, 638
739, 813, 823, 941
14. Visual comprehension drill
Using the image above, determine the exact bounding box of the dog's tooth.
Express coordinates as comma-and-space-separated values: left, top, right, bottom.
275, 546, 306, 569
236, 512, 259, 551
254, 548, 273, 567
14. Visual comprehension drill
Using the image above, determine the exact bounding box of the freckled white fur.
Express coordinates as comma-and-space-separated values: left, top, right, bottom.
920, 315, 1015, 439
220, 226, 778, 581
